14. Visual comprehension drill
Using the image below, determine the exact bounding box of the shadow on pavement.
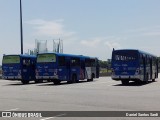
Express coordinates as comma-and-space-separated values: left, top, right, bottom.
113, 81, 157, 86
2, 81, 49, 86
36, 80, 97, 86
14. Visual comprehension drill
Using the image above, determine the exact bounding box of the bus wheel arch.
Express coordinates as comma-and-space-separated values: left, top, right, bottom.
145, 73, 149, 84
152, 73, 156, 82
72, 74, 77, 83
121, 80, 129, 85
87, 73, 95, 82
53, 79, 61, 85
21, 80, 29, 84
91, 73, 95, 81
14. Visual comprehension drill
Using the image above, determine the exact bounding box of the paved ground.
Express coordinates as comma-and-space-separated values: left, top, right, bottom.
0, 76, 160, 120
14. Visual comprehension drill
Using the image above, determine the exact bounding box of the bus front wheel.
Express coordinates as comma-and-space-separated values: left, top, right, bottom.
152, 73, 156, 82
121, 80, 129, 85
53, 80, 60, 85
21, 80, 29, 84
87, 74, 94, 82
145, 73, 149, 84
72, 75, 77, 83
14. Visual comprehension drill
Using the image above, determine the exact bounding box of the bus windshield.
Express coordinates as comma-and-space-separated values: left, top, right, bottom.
2, 55, 20, 64
37, 54, 56, 63
113, 50, 138, 61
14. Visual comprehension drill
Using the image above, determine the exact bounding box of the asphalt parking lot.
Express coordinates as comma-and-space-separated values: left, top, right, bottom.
0, 76, 160, 120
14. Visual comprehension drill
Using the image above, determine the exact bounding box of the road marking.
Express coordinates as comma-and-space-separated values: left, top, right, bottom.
4, 108, 19, 111
40, 113, 66, 120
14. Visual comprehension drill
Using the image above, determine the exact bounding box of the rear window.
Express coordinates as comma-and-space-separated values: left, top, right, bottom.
85, 58, 96, 67
113, 50, 138, 61
2, 55, 20, 64
37, 54, 56, 63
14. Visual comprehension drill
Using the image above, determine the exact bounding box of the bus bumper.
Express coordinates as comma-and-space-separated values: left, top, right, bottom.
36, 75, 58, 80
2, 76, 22, 80
111, 75, 140, 80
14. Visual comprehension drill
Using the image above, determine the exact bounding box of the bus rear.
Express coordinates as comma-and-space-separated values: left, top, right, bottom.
85, 58, 99, 81
111, 50, 140, 84
2, 55, 22, 80
36, 53, 58, 80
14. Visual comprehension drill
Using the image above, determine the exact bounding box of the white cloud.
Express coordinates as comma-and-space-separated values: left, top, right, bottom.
25, 19, 75, 38
81, 38, 102, 47
24, 19, 124, 60
80, 37, 122, 50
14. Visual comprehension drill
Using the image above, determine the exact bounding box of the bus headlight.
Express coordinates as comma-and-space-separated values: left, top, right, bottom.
135, 68, 140, 75
18, 70, 21, 75
35, 69, 39, 76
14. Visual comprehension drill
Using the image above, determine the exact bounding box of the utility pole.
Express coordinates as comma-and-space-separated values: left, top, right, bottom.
20, 0, 23, 54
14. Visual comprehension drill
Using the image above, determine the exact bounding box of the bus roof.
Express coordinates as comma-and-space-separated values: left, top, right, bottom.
37, 52, 98, 59
113, 49, 157, 57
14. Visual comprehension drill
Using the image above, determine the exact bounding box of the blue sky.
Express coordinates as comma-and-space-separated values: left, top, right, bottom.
1, 0, 160, 64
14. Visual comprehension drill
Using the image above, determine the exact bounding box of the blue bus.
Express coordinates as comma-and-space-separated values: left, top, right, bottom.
2, 54, 36, 84
36, 53, 99, 84
111, 49, 158, 85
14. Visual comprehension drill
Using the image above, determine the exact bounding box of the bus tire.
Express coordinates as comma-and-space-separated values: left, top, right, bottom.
87, 74, 94, 82
90, 73, 95, 81
47, 80, 52, 82
21, 80, 29, 84
152, 73, 156, 82
72, 75, 77, 83
152, 79, 155, 82
121, 80, 129, 85
54, 80, 60, 85
145, 73, 149, 84
35, 79, 43, 83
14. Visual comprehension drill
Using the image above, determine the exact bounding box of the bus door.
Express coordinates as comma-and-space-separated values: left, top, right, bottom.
58, 56, 68, 81
80, 59, 85, 80
143, 55, 146, 81
156, 58, 158, 78
96, 59, 99, 78
70, 57, 81, 81
22, 58, 31, 80
150, 58, 152, 79
30, 59, 36, 80
85, 58, 92, 79
66, 57, 71, 80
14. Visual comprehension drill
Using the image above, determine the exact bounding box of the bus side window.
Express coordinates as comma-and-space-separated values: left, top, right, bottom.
146, 56, 150, 66
71, 58, 80, 66
58, 56, 66, 66
140, 55, 143, 66
85, 59, 90, 67
31, 60, 35, 69
91, 59, 96, 67
81, 60, 85, 69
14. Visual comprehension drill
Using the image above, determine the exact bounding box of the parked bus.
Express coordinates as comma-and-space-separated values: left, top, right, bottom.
36, 53, 99, 84
2, 54, 36, 84
111, 49, 158, 85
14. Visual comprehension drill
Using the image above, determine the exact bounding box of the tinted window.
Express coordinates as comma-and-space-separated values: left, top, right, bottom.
37, 54, 56, 63
113, 51, 138, 61
2, 55, 20, 64
58, 56, 66, 66
71, 58, 80, 66
85, 58, 96, 67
